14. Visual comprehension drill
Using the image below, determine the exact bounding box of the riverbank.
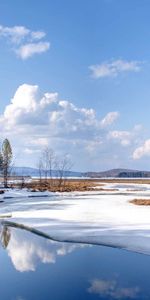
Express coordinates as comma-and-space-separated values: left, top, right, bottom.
10, 177, 150, 192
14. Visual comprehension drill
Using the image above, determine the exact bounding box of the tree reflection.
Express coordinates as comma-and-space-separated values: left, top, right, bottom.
0, 225, 11, 249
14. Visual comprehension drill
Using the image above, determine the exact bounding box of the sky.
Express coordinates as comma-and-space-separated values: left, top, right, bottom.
1, 0, 150, 171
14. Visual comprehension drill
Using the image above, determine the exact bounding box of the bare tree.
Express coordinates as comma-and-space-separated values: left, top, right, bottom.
37, 157, 43, 185
42, 148, 49, 182
20, 175, 25, 189
38, 147, 56, 187
47, 148, 55, 179
0, 152, 3, 177
55, 154, 73, 188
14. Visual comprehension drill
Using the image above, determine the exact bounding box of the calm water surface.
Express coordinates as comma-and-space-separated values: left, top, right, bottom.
0, 225, 150, 300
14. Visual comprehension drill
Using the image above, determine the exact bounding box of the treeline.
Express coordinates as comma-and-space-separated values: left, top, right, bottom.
118, 171, 150, 178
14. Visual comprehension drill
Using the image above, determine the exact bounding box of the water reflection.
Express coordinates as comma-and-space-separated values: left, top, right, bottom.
0, 224, 86, 272
1, 225, 11, 249
0, 224, 150, 299
88, 279, 140, 299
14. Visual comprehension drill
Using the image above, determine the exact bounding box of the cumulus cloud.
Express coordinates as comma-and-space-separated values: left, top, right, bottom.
0, 83, 143, 169
0, 24, 50, 59
133, 139, 150, 160
88, 278, 140, 299
89, 59, 142, 78
0, 84, 118, 136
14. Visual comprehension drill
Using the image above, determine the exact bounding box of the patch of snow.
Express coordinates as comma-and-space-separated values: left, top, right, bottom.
1, 183, 150, 255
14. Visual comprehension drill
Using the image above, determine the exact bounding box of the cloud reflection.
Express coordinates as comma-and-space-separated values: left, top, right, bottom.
88, 278, 140, 299
0, 226, 86, 272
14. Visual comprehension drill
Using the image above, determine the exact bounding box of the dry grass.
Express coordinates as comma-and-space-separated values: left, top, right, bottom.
127, 189, 144, 192
16, 179, 96, 192
130, 199, 150, 206
5, 177, 150, 192
94, 178, 150, 184
24, 180, 121, 192
95, 188, 118, 192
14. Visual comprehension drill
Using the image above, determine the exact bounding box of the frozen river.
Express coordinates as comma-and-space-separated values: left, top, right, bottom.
1, 182, 150, 255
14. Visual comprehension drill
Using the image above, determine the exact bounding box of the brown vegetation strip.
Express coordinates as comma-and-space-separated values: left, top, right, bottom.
130, 199, 150, 206
15, 179, 96, 192
10, 177, 150, 192
127, 189, 144, 192
97, 188, 118, 192
96, 179, 150, 184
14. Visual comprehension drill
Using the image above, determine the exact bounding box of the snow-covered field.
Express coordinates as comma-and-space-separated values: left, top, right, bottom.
1, 182, 150, 255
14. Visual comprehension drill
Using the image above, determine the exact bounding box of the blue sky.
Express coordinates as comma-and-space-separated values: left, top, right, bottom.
1, 0, 150, 171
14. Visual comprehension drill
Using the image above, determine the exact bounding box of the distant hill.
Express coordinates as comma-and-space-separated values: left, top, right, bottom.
83, 168, 150, 178
11, 167, 82, 178
11, 167, 150, 178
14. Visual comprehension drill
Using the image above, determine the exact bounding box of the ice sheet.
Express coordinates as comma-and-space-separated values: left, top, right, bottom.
1, 183, 150, 255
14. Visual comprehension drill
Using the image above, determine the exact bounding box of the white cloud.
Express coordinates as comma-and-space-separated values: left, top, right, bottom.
108, 130, 131, 146
108, 125, 142, 147
0, 84, 119, 139
0, 83, 144, 169
31, 138, 49, 147
100, 111, 119, 128
24, 148, 40, 155
133, 139, 150, 159
0, 25, 29, 44
0, 24, 50, 59
89, 59, 142, 78
88, 278, 139, 299
31, 31, 46, 40
16, 42, 50, 59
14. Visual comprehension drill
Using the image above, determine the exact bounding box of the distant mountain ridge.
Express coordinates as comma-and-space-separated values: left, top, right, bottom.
83, 168, 150, 178
12, 167, 82, 177
12, 167, 150, 178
